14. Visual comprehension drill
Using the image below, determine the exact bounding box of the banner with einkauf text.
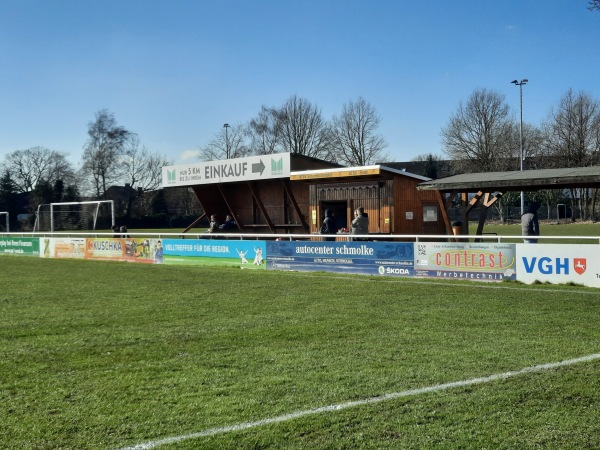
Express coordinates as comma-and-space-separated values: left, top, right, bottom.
266, 240, 414, 276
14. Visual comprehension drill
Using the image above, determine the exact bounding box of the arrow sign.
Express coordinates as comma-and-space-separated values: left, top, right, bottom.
252, 160, 265, 176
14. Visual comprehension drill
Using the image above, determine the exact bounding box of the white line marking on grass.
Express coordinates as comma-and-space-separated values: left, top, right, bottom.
290, 272, 600, 295
116, 353, 600, 450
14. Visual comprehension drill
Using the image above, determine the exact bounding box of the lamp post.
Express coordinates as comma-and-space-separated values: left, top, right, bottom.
223, 123, 230, 158
511, 78, 528, 215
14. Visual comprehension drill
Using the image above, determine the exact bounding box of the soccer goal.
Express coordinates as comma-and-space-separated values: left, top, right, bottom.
33, 201, 115, 232
0, 212, 8, 232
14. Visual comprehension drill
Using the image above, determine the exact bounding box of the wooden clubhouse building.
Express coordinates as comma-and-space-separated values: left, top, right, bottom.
162, 152, 447, 237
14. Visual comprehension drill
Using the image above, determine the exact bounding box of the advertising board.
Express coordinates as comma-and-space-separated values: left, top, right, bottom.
40, 237, 85, 259
0, 237, 40, 256
413, 242, 517, 281
162, 239, 266, 268
85, 238, 158, 263
516, 243, 600, 287
266, 240, 414, 276
162, 153, 290, 187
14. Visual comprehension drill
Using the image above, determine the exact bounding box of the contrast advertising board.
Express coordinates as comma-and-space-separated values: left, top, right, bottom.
40, 237, 85, 259
414, 242, 517, 281
516, 243, 600, 287
0, 237, 40, 256
161, 239, 266, 268
85, 238, 159, 264
266, 240, 414, 276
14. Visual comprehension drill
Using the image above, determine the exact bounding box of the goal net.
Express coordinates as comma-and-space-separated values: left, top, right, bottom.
34, 201, 115, 232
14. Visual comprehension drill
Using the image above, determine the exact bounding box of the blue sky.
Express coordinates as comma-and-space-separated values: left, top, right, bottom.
1, 0, 598, 167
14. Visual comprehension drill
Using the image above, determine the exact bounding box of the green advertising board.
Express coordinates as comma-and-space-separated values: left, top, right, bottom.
0, 237, 40, 256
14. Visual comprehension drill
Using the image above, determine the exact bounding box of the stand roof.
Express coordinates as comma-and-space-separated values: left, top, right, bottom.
417, 166, 600, 192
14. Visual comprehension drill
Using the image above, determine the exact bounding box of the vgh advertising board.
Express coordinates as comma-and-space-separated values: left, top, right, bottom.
516, 243, 600, 287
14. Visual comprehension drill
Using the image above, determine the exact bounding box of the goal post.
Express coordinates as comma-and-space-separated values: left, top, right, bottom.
0, 212, 8, 232
33, 201, 115, 232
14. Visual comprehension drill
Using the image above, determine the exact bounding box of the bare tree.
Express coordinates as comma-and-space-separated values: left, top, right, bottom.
543, 89, 600, 220
441, 89, 515, 173
330, 97, 388, 166
121, 135, 172, 193
1, 146, 76, 193
520, 123, 547, 170
0, 171, 19, 229
82, 109, 131, 197
589, 0, 600, 11
278, 95, 331, 160
120, 134, 173, 216
544, 89, 600, 168
199, 123, 250, 161
247, 106, 284, 155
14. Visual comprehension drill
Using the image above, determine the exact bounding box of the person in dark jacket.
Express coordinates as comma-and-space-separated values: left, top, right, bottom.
220, 214, 238, 232
320, 209, 337, 241
521, 202, 540, 243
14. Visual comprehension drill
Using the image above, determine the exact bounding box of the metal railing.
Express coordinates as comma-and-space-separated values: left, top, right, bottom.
1, 230, 600, 244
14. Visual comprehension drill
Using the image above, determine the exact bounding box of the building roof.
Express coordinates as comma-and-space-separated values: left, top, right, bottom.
290, 164, 430, 182
379, 160, 456, 179
417, 166, 600, 192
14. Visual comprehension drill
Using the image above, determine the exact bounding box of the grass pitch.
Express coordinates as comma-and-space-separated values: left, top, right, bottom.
1, 256, 600, 449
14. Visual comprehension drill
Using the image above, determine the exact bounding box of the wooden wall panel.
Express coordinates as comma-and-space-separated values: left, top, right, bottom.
306, 180, 396, 234
191, 170, 445, 236
393, 175, 445, 235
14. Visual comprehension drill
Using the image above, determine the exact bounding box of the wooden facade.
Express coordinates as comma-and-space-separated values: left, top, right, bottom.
184, 154, 339, 234
297, 167, 445, 235
181, 157, 446, 237
191, 178, 312, 234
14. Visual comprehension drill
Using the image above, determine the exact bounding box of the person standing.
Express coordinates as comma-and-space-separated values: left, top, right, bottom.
208, 214, 220, 233
320, 209, 337, 241
154, 240, 163, 264
350, 207, 369, 241
119, 226, 130, 238
521, 202, 540, 243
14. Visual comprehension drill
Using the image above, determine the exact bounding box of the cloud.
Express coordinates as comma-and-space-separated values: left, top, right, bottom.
180, 149, 200, 160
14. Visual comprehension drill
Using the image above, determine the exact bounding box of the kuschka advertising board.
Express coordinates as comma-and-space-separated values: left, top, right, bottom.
516, 243, 600, 287
85, 238, 158, 263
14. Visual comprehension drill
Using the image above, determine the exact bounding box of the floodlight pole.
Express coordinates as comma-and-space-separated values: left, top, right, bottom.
511, 78, 528, 215
223, 123, 230, 158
